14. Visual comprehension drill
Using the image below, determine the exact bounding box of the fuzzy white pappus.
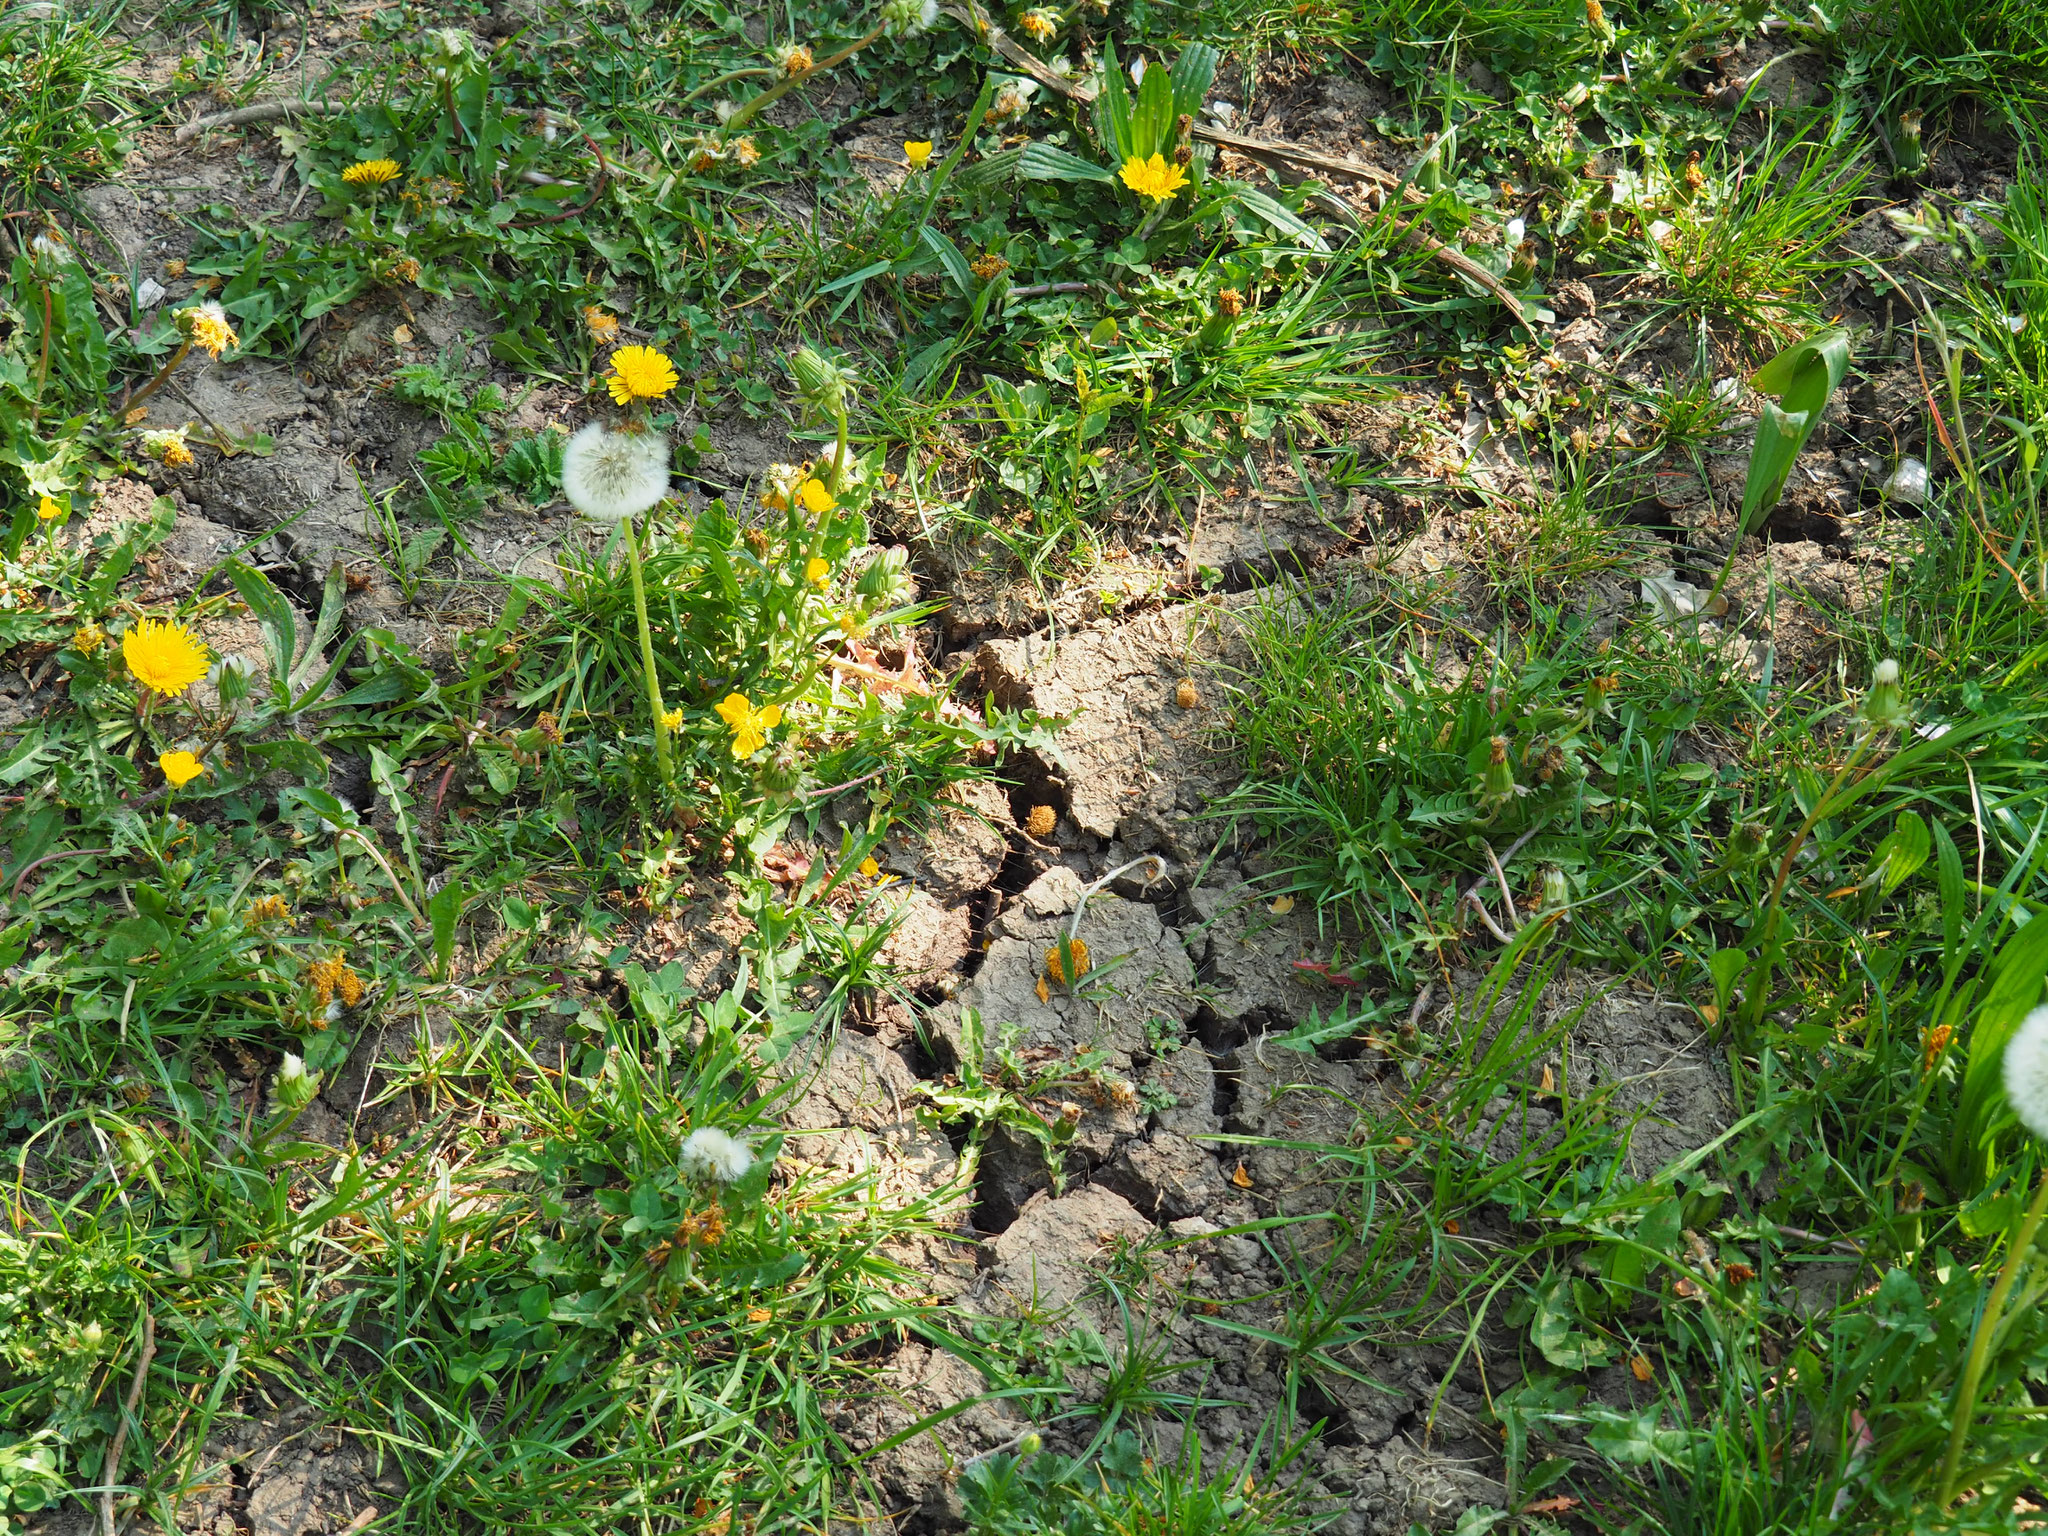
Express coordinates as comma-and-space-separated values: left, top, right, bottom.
679, 1126, 755, 1182
561, 424, 670, 523
2005, 1004, 2048, 1142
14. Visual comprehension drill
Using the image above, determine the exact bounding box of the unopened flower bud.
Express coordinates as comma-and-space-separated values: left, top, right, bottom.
1477, 735, 1522, 812
273, 1052, 321, 1114
1862, 658, 1907, 730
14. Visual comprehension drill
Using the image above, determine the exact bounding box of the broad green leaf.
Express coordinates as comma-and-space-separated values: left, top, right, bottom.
1017, 142, 1117, 184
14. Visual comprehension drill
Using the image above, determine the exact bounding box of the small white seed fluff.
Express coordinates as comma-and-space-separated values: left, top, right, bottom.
2005, 1005, 2048, 1142
561, 423, 670, 524
1873, 658, 1900, 687
680, 1126, 756, 1182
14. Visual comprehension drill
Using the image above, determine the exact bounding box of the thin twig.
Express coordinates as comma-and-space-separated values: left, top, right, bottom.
174, 99, 347, 145
99, 1312, 156, 1536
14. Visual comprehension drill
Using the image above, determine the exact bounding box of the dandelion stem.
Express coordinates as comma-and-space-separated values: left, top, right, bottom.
125, 339, 193, 413
1939, 1164, 2048, 1506
621, 515, 675, 791
34, 281, 52, 419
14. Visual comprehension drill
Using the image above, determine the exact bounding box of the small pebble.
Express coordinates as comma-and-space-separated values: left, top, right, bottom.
1884, 457, 1930, 506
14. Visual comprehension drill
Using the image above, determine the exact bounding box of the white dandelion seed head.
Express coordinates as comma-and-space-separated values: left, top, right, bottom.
1873, 658, 1900, 687
1504, 217, 1526, 246
2005, 1005, 2048, 1141
680, 1126, 756, 1182
561, 423, 670, 524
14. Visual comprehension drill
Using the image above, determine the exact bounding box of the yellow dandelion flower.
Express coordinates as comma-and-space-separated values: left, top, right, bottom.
805, 557, 830, 586
607, 345, 679, 404
715, 692, 783, 757
660, 706, 684, 732
342, 159, 402, 187
175, 302, 238, 359
1019, 8, 1057, 41
122, 617, 209, 698
158, 751, 207, 787
1118, 153, 1189, 204
72, 623, 106, 656
36, 495, 64, 521
904, 140, 934, 170
797, 478, 835, 514
584, 306, 620, 343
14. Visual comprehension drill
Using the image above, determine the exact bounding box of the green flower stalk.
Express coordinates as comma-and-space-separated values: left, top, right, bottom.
562, 343, 684, 794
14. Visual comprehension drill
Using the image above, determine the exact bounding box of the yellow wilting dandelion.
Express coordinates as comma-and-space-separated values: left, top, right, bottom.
903, 140, 933, 169
122, 618, 209, 698
715, 692, 782, 757
805, 557, 830, 586
157, 751, 207, 787
1043, 937, 1091, 984
1018, 8, 1057, 41
246, 895, 292, 925
174, 302, 238, 360
660, 707, 684, 732
307, 954, 366, 1008
141, 427, 194, 467
342, 159, 402, 187
606, 345, 679, 405
72, 623, 106, 657
36, 495, 64, 521
1118, 153, 1189, 203
584, 306, 620, 344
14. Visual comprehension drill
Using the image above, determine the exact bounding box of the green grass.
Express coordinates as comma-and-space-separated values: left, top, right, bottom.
7, 0, 2048, 1529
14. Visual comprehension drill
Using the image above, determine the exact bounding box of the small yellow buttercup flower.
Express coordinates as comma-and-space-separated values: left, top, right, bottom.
805, 557, 830, 586
36, 495, 64, 521
1119, 152, 1189, 204
660, 707, 684, 732
175, 302, 238, 360
584, 306, 621, 344
158, 751, 207, 787
904, 140, 933, 170
715, 692, 783, 757
607, 345, 679, 405
343, 158, 402, 188
797, 478, 835, 514
123, 617, 209, 698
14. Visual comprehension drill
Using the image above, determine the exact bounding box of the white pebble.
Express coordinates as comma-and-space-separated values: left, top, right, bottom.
1884, 457, 1930, 506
